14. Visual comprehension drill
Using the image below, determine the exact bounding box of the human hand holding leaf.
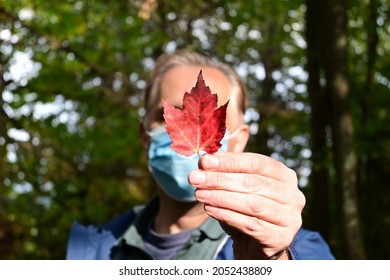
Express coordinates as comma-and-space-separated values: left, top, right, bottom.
162, 70, 229, 157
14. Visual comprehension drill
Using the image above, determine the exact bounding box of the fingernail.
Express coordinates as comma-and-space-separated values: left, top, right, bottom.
195, 189, 211, 200
189, 170, 206, 184
204, 155, 219, 169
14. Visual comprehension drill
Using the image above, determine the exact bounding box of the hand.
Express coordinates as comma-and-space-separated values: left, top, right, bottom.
188, 152, 305, 260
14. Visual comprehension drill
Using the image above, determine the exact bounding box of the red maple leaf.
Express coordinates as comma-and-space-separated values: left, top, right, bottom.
162, 70, 229, 157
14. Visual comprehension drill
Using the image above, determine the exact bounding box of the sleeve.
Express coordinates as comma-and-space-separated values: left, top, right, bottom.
66, 208, 139, 260
215, 237, 234, 260
288, 228, 335, 260
66, 222, 117, 260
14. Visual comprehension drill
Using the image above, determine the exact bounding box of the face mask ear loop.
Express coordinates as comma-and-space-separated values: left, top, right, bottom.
146, 125, 167, 137
226, 128, 241, 140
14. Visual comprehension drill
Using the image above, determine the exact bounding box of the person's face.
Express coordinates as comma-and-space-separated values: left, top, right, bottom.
143, 65, 249, 152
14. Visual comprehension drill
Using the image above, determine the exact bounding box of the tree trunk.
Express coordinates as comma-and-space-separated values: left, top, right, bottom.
305, 0, 331, 241
255, 20, 280, 156
319, 0, 366, 259
362, 0, 379, 124
0, 55, 9, 256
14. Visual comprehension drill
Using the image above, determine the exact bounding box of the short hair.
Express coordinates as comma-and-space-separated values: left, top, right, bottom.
143, 49, 247, 127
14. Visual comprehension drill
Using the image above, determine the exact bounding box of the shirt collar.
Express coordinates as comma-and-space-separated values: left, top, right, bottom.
120, 197, 226, 245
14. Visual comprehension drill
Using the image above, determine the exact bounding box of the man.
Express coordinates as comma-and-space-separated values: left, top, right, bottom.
66, 49, 334, 260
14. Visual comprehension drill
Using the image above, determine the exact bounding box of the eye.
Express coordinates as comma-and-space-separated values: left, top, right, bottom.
155, 108, 165, 123
152, 108, 165, 125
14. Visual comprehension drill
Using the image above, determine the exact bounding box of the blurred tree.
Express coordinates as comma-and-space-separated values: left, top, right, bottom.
306, 0, 365, 259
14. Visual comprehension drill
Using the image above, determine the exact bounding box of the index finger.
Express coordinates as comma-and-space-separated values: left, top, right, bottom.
199, 152, 297, 183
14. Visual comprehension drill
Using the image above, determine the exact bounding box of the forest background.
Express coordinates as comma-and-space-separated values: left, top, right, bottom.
0, 0, 389, 260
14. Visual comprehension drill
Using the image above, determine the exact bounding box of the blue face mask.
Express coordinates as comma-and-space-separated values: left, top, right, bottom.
147, 126, 234, 202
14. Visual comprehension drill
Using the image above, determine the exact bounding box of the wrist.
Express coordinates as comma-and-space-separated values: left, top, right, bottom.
269, 249, 290, 260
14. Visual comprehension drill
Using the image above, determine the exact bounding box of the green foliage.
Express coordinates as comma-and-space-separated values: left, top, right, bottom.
347, 0, 390, 259
0, 0, 389, 259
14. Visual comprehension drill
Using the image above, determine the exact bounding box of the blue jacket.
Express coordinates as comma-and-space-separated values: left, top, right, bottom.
66, 205, 335, 260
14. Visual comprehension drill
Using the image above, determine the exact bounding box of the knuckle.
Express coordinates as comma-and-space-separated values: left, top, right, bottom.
212, 189, 234, 205
287, 207, 303, 229
291, 188, 306, 209
207, 172, 226, 187
220, 208, 234, 224
295, 214, 303, 229
267, 202, 286, 226
243, 174, 261, 192
244, 216, 262, 233
247, 195, 264, 216
272, 205, 285, 225
260, 227, 274, 244
297, 190, 306, 209
250, 156, 263, 173
223, 153, 240, 171
289, 169, 298, 184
